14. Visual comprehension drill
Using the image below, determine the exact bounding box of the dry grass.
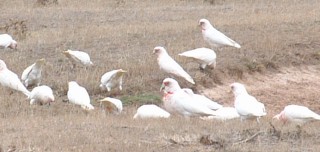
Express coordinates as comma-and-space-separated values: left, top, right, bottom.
1, 0, 320, 151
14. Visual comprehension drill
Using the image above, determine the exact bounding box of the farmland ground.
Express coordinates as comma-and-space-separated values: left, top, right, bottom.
1, 0, 320, 151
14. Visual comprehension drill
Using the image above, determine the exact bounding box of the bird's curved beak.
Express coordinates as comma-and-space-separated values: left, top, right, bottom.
160, 83, 165, 92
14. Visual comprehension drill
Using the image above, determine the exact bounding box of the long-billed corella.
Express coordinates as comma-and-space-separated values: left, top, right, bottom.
153, 46, 195, 84
201, 107, 240, 121
99, 97, 123, 114
273, 104, 320, 125
133, 104, 170, 119
63, 49, 93, 67
199, 19, 241, 49
100, 69, 127, 92
67, 81, 94, 110
182, 88, 222, 110
0, 59, 30, 97
0, 34, 17, 49
29, 85, 54, 105
231, 82, 266, 122
21, 58, 46, 87
179, 48, 217, 70
160, 78, 216, 117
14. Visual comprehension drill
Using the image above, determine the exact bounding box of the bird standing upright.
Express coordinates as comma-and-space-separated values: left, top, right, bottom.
21, 58, 46, 88
67, 81, 94, 110
199, 19, 241, 49
160, 78, 216, 117
154, 46, 195, 84
231, 82, 266, 122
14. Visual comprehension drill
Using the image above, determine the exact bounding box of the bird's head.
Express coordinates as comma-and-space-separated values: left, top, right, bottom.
272, 111, 286, 122
230, 82, 248, 96
199, 18, 212, 30
68, 81, 79, 89
63, 50, 71, 58
160, 78, 181, 93
36, 58, 46, 66
153, 46, 166, 56
9, 40, 17, 49
0, 59, 7, 71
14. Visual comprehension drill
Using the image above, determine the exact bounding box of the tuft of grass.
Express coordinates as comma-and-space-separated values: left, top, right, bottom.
120, 93, 162, 106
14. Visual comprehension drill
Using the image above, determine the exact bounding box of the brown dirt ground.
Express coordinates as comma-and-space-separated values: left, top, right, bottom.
1, 0, 320, 151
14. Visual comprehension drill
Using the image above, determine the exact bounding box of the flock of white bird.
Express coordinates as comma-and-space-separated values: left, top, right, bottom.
1, 18, 320, 126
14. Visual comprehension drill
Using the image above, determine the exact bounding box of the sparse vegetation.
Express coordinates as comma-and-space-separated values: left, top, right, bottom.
1, 0, 320, 151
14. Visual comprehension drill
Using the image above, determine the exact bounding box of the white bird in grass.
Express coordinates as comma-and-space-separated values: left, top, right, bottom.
67, 81, 94, 110
201, 107, 240, 121
100, 69, 127, 92
179, 48, 217, 70
21, 58, 46, 87
199, 19, 241, 49
133, 104, 170, 119
273, 105, 320, 125
63, 49, 93, 67
0, 59, 30, 97
153, 46, 195, 84
99, 97, 123, 114
182, 88, 222, 110
0, 34, 17, 49
160, 78, 216, 117
29, 85, 54, 105
231, 82, 266, 122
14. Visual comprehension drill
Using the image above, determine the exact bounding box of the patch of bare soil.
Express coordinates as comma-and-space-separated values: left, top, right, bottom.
202, 65, 320, 114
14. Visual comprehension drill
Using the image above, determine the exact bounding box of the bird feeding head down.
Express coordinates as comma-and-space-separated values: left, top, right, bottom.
0, 60, 7, 71
160, 78, 181, 93
230, 82, 248, 97
199, 18, 211, 30
8, 40, 17, 49
273, 111, 287, 122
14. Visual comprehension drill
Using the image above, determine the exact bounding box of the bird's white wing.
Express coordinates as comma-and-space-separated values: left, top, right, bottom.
171, 90, 216, 116
69, 51, 92, 65
159, 55, 194, 84
21, 63, 34, 81
179, 48, 216, 65
235, 94, 266, 117
0, 70, 30, 96
191, 94, 222, 110
286, 105, 320, 120
202, 107, 240, 120
101, 70, 117, 85
134, 104, 170, 119
205, 28, 240, 48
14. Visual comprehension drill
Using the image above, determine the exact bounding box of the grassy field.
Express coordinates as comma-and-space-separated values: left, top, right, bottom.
1, 0, 320, 151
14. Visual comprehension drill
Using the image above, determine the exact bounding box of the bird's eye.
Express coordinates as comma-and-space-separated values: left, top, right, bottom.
164, 81, 170, 86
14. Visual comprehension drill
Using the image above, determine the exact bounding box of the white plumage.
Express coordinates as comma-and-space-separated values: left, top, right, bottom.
231, 82, 266, 122
0, 34, 17, 49
182, 88, 222, 110
133, 104, 170, 119
154, 46, 195, 84
29, 85, 54, 105
100, 69, 127, 92
160, 78, 216, 117
179, 48, 217, 70
99, 97, 123, 114
21, 58, 45, 87
199, 19, 241, 48
0, 59, 30, 97
273, 105, 320, 125
67, 81, 94, 110
201, 107, 240, 121
63, 49, 93, 67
